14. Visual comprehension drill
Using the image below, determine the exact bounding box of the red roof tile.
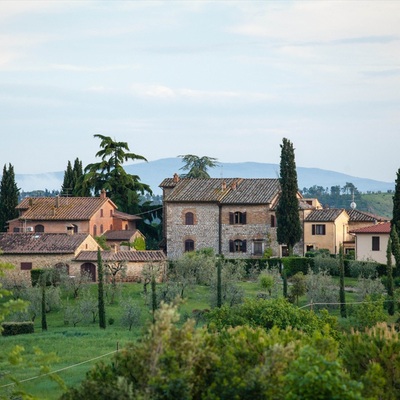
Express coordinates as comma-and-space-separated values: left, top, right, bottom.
74, 250, 166, 262
350, 221, 391, 234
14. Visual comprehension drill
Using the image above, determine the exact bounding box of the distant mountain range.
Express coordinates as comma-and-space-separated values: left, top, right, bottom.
16, 157, 394, 195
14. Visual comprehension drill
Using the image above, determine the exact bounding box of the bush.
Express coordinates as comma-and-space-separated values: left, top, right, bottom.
1, 321, 34, 336
313, 256, 340, 276
348, 261, 384, 278
282, 257, 313, 277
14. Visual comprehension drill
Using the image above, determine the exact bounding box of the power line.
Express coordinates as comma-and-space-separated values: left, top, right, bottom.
0, 349, 118, 389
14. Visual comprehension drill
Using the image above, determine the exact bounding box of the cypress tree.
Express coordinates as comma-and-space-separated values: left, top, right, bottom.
276, 138, 302, 256
61, 161, 74, 196
339, 244, 347, 318
391, 225, 400, 277
97, 249, 106, 329
392, 168, 400, 233
151, 275, 157, 323
386, 235, 395, 316
216, 257, 222, 308
0, 163, 19, 232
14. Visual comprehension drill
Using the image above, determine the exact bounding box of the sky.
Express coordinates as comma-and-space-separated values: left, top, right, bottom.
0, 0, 399, 183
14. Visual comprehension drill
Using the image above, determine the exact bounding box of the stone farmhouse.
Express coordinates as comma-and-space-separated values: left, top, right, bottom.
160, 175, 310, 260
160, 174, 389, 260
0, 232, 98, 278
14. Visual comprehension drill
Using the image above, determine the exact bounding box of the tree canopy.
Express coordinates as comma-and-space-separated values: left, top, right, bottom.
178, 154, 218, 178
0, 163, 19, 232
276, 138, 302, 255
75, 134, 151, 213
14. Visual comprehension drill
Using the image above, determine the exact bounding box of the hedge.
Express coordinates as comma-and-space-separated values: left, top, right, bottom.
1, 321, 34, 336
282, 257, 314, 277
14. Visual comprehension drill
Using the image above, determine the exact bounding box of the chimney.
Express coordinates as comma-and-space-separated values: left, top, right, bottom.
221, 180, 226, 190
55, 196, 60, 208
100, 189, 106, 199
173, 173, 179, 183
231, 181, 237, 190
29, 198, 33, 207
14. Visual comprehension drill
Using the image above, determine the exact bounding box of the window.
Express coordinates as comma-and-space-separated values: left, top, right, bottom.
100, 209, 104, 217
13, 227, 20, 232
229, 239, 247, 253
271, 215, 276, 228
372, 236, 380, 251
253, 241, 263, 255
229, 211, 247, 225
35, 224, 44, 233
21, 262, 32, 270
100, 224, 104, 234
93, 225, 97, 237
185, 239, 195, 252
312, 224, 326, 235
185, 212, 194, 225
306, 245, 314, 252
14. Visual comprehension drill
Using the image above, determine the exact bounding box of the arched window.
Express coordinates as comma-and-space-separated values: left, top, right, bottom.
229, 212, 247, 225
93, 225, 97, 237
271, 215, 276, 228
100, 224, 104, 234
35, 224, 44, 233
184, 239, 195, 252
229, 239, 247, 253
185, 212, 194, 225
125, 224, 128, 230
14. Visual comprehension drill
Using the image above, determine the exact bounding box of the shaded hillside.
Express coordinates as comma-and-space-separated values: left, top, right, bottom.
361, 192, 393, 218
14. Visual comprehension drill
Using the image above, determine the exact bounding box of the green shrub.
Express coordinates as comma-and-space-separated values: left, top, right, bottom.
348, 261, 384, 278
1, 321, 34, 336
282, 257, 313, 277
313, 256, 340, 276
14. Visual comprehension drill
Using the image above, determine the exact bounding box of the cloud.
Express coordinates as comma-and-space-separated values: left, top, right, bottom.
130, 84, 275, 102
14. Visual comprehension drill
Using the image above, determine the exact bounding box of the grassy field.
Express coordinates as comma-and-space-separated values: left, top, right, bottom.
0, 276, 389, 399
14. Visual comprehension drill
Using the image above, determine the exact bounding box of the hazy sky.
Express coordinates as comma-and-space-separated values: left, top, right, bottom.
1, 1, 399, 183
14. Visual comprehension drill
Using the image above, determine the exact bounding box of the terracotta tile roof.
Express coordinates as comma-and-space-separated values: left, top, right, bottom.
350, 221, 391, 234
102, 230, 139, 241
305, 208, 347, 222
114, 210, 141, 221
16, 197, 113, 221
74, 250, 166, 262
0, 233, 91, 254
161, 178, 280, 204
346, 209, 388, 223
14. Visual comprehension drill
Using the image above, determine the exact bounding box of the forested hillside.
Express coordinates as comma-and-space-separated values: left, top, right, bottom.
301, 183, 393, 218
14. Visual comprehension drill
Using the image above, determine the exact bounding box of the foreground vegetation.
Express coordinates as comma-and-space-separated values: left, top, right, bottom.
1, 250, 400, 399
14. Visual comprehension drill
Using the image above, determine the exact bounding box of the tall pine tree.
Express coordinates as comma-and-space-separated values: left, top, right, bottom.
0, 163, 19, 232
276, 138, 302, 256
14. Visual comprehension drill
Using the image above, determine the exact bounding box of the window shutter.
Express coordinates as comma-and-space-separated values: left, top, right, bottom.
229, 212, 234, 224
242, 212, 247, 224
312, 225, 315, 235
242, 240, 247, 253
229, 240, 234, 252
322, 225, 326, 235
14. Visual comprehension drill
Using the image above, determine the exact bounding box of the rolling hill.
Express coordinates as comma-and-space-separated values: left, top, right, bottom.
16, 157, 394, 195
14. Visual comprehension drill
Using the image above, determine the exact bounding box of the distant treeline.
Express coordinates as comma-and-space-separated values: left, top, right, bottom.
301, 182, 393, 214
